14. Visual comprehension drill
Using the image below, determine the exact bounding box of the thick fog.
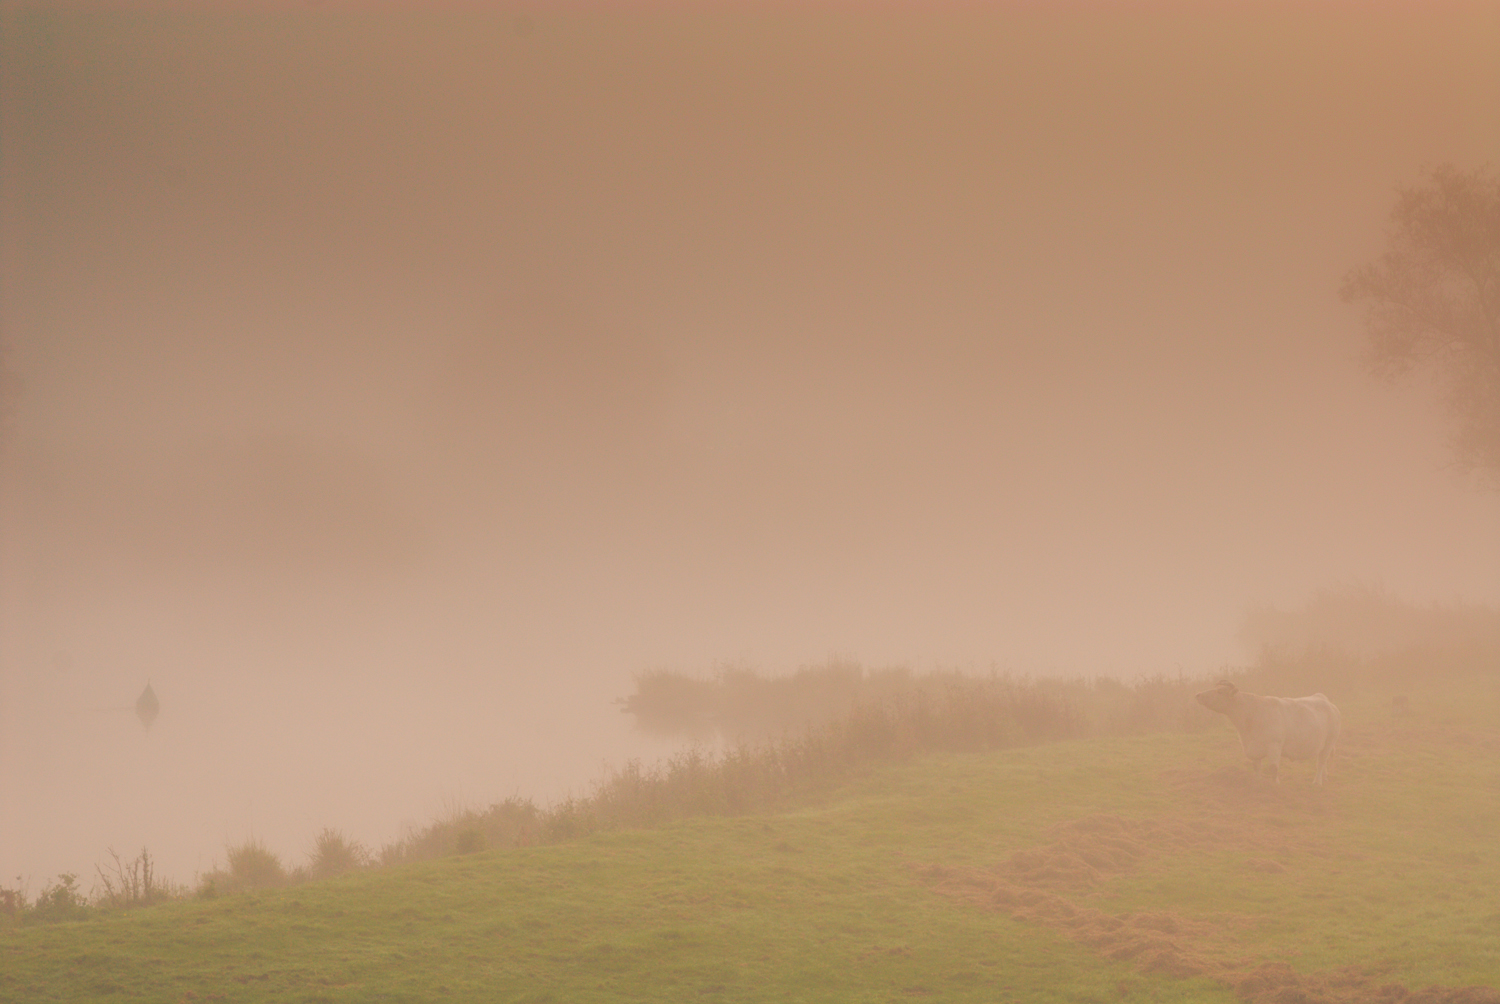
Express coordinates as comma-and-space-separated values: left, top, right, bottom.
2, 5, 1499, 885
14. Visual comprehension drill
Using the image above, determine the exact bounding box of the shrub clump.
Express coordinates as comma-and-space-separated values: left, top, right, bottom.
309, 828, 370, 880
198, 839, 289, 896
22, 874, 90, 925
379, 797, 541, 868
94, 848, 177, 909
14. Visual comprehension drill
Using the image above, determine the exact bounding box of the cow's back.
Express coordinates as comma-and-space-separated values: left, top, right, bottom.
1280, 694, 1340, 760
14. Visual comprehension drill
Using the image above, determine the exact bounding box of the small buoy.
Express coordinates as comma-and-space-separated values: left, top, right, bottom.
136, 682, 160, 731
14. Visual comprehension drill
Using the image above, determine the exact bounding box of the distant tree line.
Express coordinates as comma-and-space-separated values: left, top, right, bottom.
1238, 585, 1500, 660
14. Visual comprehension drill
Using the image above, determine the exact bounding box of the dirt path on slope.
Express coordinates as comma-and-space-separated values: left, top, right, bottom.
924, 729, 1500, 1004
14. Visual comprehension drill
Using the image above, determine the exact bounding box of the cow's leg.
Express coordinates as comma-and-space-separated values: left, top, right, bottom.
1265, 742, 1283, 784
1315, 741, 1333, 785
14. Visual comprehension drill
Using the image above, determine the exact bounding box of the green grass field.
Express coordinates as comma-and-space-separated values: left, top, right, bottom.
5, 677, 1500, 1004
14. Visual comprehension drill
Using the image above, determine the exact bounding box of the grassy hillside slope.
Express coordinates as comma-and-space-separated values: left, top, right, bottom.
5, 677, 1500, 1004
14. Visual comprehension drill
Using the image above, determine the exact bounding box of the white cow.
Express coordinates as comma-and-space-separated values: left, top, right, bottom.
1194, 681, 1341, 784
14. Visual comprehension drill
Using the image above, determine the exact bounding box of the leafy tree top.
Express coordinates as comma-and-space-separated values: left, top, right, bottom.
1342, 165, 1500, 486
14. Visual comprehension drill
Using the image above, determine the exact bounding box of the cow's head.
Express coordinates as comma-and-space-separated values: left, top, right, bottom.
1195, 680, 1238, 714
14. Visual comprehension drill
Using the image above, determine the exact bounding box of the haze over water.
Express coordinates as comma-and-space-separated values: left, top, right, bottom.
3, 3, 1499, 885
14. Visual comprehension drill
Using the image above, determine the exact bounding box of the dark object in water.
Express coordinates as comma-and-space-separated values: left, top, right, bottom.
136, 683, 160, 730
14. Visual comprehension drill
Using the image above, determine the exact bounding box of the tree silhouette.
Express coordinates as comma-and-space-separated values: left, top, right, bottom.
1341, 165, 1500, 486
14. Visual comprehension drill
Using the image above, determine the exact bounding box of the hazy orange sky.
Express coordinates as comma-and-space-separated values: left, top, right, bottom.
2, 2, 1499, 881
